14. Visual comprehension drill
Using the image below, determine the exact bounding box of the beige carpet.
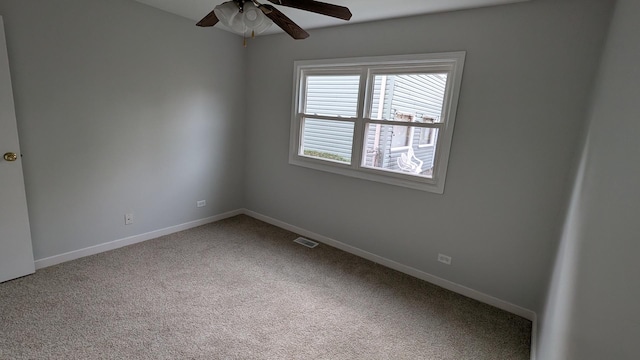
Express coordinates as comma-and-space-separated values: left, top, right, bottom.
0, 215, 531, 359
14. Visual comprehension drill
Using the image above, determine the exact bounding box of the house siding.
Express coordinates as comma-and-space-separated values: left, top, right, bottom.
303, 73, 446, 170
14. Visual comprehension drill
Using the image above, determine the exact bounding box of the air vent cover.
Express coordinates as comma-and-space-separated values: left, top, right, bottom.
294, 237, 319, 248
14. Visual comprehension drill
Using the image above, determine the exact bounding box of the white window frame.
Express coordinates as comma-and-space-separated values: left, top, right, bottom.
289, 52, 466, 193
418, 127, 437, 147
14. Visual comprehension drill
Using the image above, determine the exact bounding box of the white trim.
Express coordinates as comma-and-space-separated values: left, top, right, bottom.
34, 209, 243, 269
242, 208, 536, 322
31, 206, 537, 358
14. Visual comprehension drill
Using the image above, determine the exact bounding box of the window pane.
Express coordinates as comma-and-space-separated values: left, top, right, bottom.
391, 123, 411, 148
419, 127, 439, 146
362, 123, 436, 178
370, 73, 447, 122
302, 118, 354, 164
304, 75, 360, 118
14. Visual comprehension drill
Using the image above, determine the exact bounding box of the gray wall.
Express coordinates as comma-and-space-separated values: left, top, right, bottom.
244, 0, 613, 311
3, 4, 632, 353
538, 0, 640, 358
0, 0, 246, 260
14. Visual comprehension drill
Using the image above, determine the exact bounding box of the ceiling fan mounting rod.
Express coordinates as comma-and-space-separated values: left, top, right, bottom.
233, 0, 245, 12
232, 0, 264, 13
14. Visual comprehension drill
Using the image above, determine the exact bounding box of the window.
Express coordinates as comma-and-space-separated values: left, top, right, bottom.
289, 52, 465, 193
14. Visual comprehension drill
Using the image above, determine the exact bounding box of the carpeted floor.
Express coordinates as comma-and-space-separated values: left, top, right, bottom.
0, 215, 531, 359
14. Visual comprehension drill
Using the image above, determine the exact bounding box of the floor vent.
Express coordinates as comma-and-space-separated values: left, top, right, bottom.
294, 237, 319, 248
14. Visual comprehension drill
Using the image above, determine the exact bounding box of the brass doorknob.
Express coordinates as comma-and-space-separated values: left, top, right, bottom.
3, 152, 18, 162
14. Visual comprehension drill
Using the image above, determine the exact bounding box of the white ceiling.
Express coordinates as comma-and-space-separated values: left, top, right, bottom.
134, 0, 530, 35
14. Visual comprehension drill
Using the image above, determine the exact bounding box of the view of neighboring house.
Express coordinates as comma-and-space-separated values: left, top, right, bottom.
301, 73, 447, 177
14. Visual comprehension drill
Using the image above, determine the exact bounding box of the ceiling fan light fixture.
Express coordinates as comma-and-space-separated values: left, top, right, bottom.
242, 2, 273, 35
199, 0, 351, 41
213, 2, 240, 27
213, 1, 272, 36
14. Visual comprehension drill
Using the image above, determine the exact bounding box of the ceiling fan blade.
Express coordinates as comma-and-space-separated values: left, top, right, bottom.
268, 0, 352, 21
196, 9, 219, 27
260, 5, 309, 39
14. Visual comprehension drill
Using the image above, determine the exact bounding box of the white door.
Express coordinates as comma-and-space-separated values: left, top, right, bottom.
0, 16, 35, 283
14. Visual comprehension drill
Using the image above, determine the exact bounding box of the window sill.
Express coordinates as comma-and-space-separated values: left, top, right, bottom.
289, 155, 443, 193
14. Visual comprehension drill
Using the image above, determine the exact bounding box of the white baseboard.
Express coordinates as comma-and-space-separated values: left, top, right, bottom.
242, 209, 537, 323
34, 209, 243, 270
33, 206, 537, 358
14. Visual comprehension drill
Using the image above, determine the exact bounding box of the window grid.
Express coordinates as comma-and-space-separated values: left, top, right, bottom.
290, 52, 465, 193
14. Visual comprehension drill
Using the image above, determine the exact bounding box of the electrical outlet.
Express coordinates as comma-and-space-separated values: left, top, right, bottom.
438, 253, 452, 265
125, 213, 134, 225
197, 200, 206, 208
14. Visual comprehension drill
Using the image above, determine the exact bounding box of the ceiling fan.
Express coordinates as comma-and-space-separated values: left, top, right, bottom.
196, 0, 352, 40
